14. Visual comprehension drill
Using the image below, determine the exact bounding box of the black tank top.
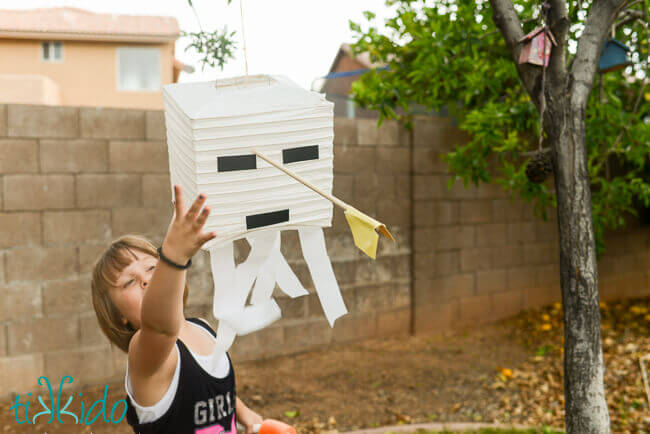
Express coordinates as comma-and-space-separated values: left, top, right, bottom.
124, 317, 237, 434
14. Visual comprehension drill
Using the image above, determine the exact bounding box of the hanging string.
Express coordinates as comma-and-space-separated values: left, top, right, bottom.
538, 1, 550, 150
240, 0, 249, 87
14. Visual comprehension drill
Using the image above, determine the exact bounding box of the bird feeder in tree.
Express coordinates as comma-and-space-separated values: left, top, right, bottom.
598, 38, 632, 73
518, 26, 557, 67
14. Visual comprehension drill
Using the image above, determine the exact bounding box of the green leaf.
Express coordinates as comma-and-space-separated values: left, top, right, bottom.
284, 410, 300, 418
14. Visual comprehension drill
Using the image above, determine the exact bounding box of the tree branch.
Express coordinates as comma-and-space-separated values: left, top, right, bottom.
488, 0, 543, 108
570, 0, 629, 108
547, 0, 570, 90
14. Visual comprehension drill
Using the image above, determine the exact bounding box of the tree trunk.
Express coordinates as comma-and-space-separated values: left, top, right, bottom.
549, 97, 611, 433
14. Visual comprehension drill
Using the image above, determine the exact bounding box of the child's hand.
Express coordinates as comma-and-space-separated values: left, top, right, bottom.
161, 185, 217, 264
238, 406, 264, 434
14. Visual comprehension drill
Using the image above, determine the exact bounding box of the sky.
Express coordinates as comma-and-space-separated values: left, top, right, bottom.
2, 0, 396, 90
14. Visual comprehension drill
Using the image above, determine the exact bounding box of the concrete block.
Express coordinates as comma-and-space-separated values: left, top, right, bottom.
275, 296, 307, 319
40, 139, 108, 173
308, 288, 356, 317
355, 256, 397, 284
0, 354, 45, 397
80, 107, 145, 139
412, 148, 448, 174
535, 220, 559, 242
111, 344, 128, 377
0, 282, 41, 321
79, 242, 111, 274
0, 325, 5, 357
109, 140, 168, 173
524, 286, 561, 310
490, 290, 524, 321
284, 320, 332, 351
491, 245, 524, 268
333, 145, 376, 173
413, 175, 446, 200
536, 264, 561, 287
506, 267, 538, 292
43, 276, 93, 315
8, 105, 79, 138
413, 228, 434, 253
143, 174, 172, 207
377, 147, 410, 173
333, 118, 358, 146
431, 250, 460, 277
444, 174, 478, 199
0, 104, 6, 136
377, 308, 410, 336
507, 222, 538, 244
0, 139, 38, 173
45, 346, 113, 388
112, 207, 173, 239
414, 200, 459, 227
523, 242, 556, 265
476, 269, 508, 294
333, 260, 358, 286
43, 210, 111, 245
458, 294, 491, 326
6, 246, 76, 282
76, 174, 141, 208
333, 314, 377, 342
4, 174, 74, 211
431, 225, 475, 251
414, 300, 458, 333
414, 252, 436, 280
230, 325, 284, 361
492, 199, 523, 222
475, 223, 507, 247
0, 212, 41, 248
459, 247, 492, 272
8, 316, 79, 355
414, 273, 475, 305
354, 173, 380, 203
145, 110, 166, 140
80, 312, 108, 346
377, 197, 410, 227
459, 200, 492, 224
413, 117, 452, 148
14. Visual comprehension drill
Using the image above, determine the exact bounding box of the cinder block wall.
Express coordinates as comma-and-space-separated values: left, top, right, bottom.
0, 105, 411, 400
0, 105, 647, 400
410, 116, 650, 332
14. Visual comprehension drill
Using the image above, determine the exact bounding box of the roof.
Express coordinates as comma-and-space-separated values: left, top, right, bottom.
0, 7, 179, 43
337, 43, 386, 70
518, 26, 557, 46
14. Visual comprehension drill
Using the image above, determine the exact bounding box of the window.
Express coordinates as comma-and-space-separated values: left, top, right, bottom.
42, 42, 63, 62
117, 47, 161, 91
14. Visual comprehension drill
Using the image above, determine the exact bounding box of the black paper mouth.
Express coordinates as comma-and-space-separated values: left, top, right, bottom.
246, 209, 290, 229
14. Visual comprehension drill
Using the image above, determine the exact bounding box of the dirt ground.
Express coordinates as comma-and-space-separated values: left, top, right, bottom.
1, 298, 648, 433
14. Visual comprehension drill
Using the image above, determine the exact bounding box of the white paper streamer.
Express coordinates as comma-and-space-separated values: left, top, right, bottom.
298, 227, 347, 326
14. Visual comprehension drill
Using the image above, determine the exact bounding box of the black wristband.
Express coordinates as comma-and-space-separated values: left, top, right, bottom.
157, 246, 192, 269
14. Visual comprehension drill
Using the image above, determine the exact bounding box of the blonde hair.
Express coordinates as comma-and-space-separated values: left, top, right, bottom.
91, 234, 189, 353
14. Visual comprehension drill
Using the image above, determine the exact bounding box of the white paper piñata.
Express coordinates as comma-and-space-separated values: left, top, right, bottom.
162, 75, 346, 361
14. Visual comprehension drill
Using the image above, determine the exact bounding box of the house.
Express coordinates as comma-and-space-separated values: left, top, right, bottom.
317, 43, 387, 118
317, 43, 439, 119
0, 7, 192, 109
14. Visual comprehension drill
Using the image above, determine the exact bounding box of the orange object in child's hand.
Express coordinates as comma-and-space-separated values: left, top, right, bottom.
254, 419, 296, 434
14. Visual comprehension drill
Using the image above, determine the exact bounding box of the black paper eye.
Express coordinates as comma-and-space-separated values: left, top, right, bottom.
217, 154, 257, 172
282, 145, 319, 164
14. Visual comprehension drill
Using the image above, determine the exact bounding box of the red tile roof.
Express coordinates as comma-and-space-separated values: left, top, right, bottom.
0, 7, 179, 42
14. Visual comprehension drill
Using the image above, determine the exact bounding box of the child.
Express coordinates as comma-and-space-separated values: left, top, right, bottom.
91, 185, 263, 433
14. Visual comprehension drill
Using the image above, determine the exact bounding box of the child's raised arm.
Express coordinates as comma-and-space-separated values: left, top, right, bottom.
129, 185, 217, 377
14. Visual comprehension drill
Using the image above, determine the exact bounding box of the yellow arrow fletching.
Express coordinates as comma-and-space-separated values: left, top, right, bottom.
344, 208, 395, 259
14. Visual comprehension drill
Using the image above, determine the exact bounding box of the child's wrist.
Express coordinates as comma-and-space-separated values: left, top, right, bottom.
160, 241, 190, 265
